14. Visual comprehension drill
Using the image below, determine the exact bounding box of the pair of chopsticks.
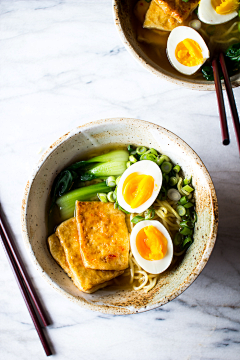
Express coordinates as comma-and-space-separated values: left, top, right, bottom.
0, 204, 52, 356
212, 52, 240, 155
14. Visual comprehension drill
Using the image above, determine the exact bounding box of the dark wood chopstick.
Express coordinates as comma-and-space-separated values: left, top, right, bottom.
0, 226, 52, 356
212, 57, 230, 146
0, 207, 49, 327
219, 52, 240, 155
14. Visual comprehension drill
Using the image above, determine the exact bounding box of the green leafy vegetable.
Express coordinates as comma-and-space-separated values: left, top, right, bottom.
56, 182, 112, 220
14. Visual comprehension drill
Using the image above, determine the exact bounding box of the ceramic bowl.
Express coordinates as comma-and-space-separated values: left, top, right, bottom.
113, 0, 240, 90
21, 118, 218, 314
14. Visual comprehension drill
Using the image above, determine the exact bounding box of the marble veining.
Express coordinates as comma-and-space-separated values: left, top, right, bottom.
0, 0, 239, 359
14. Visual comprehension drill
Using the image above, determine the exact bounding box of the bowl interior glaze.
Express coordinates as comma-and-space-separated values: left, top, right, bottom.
21, 118, 218, 314
113, 0, 240, 90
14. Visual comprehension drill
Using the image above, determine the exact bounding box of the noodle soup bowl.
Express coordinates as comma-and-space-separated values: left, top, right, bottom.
113, 0, 240, 90
21, 118, 218, 314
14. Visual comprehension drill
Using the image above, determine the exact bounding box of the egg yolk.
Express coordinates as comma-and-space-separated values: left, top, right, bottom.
122, 172, 154, 208
212, 0, 239, 14
136, 225, 168, 261
175, 39, 203, 67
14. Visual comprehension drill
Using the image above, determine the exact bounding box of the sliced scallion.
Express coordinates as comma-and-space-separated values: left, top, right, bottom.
140, 153, 157, 162
183, 176, 192, 185
179, 196, 188, 205
184, 202, 194, 209
116, 176, 121, 186
136, 146, 147, 155
98, 193, 108, 202
181, 236, 193, 250
167, 188, 181, 201
169, 176, 178, 186
182, 184, 194, 193
106, 176, 116, 187
129, 155, 138, 163
131, 215, 145, 224
158, 155, 170, 166
180, 220, 194, 228
173, 165, 181, 173
161, 161, 172, 174
127, 161, 131, 168
107, 191, 115, 202
176, 205, 186, 216
148, 148, 158, 156
180, 227, 193, 236
173, 233, 183, 246
144, 207, 155, 220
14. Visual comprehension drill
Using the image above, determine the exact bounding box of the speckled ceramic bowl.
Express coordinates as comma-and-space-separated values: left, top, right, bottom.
21, 118, 218, 314
113, 0, 240, 90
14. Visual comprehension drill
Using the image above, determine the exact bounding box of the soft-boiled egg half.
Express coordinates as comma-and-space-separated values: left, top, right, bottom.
117, 160, 162, 213
167, 26, 210, 75
198, 0, 239, 25
130, 220, 173, 274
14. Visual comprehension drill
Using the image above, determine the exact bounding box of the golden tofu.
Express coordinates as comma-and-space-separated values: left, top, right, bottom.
144, 0, 180, 32
76, 202, 129, 271
154, 0, 198, 24
51, 218, 123, 293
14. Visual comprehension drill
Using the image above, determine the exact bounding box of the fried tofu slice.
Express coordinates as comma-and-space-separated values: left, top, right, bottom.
76, 202, 129, 271
50, 218, 123, 293
154, 0, 198, 24
144, 0, 180, 31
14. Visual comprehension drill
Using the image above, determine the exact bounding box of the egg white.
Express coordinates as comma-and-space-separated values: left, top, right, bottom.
167, 26, 210, 75
117, 160, 162, 213
130, 220, 173, 274
198, 0, 238, 25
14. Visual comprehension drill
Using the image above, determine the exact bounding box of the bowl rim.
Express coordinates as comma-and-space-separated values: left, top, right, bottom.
21, 117, 218, 314
112, 0, 240, 91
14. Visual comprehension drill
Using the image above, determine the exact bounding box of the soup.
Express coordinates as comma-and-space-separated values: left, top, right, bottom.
48, 145, 197, 294
133, 0, 240, 80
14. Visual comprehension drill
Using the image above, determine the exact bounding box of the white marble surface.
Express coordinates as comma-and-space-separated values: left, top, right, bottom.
0, 0, 240, 359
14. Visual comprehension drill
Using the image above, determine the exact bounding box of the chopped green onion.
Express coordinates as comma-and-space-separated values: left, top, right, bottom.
183, 177, 191, 185
191, 211, 198, 223
140, 153, 157, 162
181, 236, 193, 250
129, 155, 138, 163
131, 215, 145, 224
161, 161, 172, 174
176, 205, 186, 216
163, 173, 169, 183
114, 202, 118, 209
97, 193, 108, 203
182, 185, 194, 193
187, 193, 193, 200
127, 161, 131, 168
129, 150, 137, 156
106, 176, 116, 187
167, 188, 181, 201
107, 191, 115, 202
179, 196, 188, 205
128, 145, 134, 152
148, 148, 158, 156
116, 176, 121, 186
136, 146, 147, 155
180, 220, 194, 228
184, 202, 194, 209
169, 176, 177, 186
173, 165, 181, 173
173, 233, 183, 246
157, 155, 170, 166
87, 150, 129, 163
145, 208, 155, 220
180, 227, 193, 236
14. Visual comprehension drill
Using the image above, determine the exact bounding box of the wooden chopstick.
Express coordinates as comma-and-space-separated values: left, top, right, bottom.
0, 207, 49, 327
219, 52, 240, 155
0, 227, 52, 356
212, 57, 230, 146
